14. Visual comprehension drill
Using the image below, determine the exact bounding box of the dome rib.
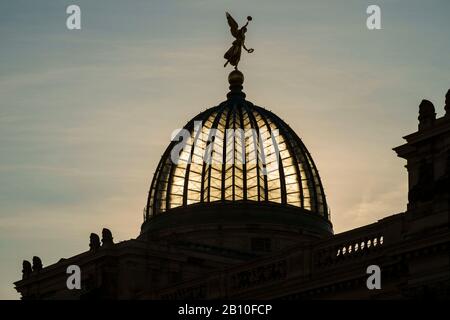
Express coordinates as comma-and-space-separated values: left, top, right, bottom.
243, 102, 265, 201
258, 105, 288, 203
202, 107, 223, 203
221, 104, 233, 200
183, 112, 205, 206
236, 103, 247, 201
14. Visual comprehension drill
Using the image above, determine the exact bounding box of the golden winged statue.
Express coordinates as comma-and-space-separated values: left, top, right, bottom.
224, 12, 254, 69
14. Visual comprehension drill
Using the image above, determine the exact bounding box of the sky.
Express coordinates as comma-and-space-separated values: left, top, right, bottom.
0, 0, 449, 299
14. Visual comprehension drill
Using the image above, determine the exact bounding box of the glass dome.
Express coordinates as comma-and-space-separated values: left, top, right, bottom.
145, 71, 329, 221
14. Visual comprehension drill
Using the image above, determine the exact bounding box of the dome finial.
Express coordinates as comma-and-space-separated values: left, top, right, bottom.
227, 69, 246, 99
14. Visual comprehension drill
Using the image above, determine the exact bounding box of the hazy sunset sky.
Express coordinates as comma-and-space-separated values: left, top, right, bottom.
0, 0, 449, 298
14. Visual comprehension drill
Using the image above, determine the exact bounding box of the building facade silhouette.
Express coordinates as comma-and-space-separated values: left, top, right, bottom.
14, 73, 450, 299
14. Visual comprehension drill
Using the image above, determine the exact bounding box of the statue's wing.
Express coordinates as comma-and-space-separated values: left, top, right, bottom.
226, 12, 239, 38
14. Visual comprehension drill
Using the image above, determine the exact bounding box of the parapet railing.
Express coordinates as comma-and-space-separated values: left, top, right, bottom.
312, 214, 403, 269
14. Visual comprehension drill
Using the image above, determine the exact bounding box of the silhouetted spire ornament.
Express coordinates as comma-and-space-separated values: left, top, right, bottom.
89, 233, 101, 251
32, 256, 42, 272
418, 99, 436, 130
224, 12, 254, 70
142, 20, 331, 237
22, 260, 32, 279
445, 89, 450, 117
101, 228, 114, 247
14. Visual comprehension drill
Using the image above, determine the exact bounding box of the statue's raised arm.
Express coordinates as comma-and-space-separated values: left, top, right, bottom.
224, 12, 254, 70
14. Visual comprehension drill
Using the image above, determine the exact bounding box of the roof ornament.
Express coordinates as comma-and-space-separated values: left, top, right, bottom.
89, 233, 101, 251
418, 99, 436, 130
224, 12, 254, 70
101, 228, 114, 247
22, 260, 32, 279
445, 89, 449, 117
32, 256, 43, 272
